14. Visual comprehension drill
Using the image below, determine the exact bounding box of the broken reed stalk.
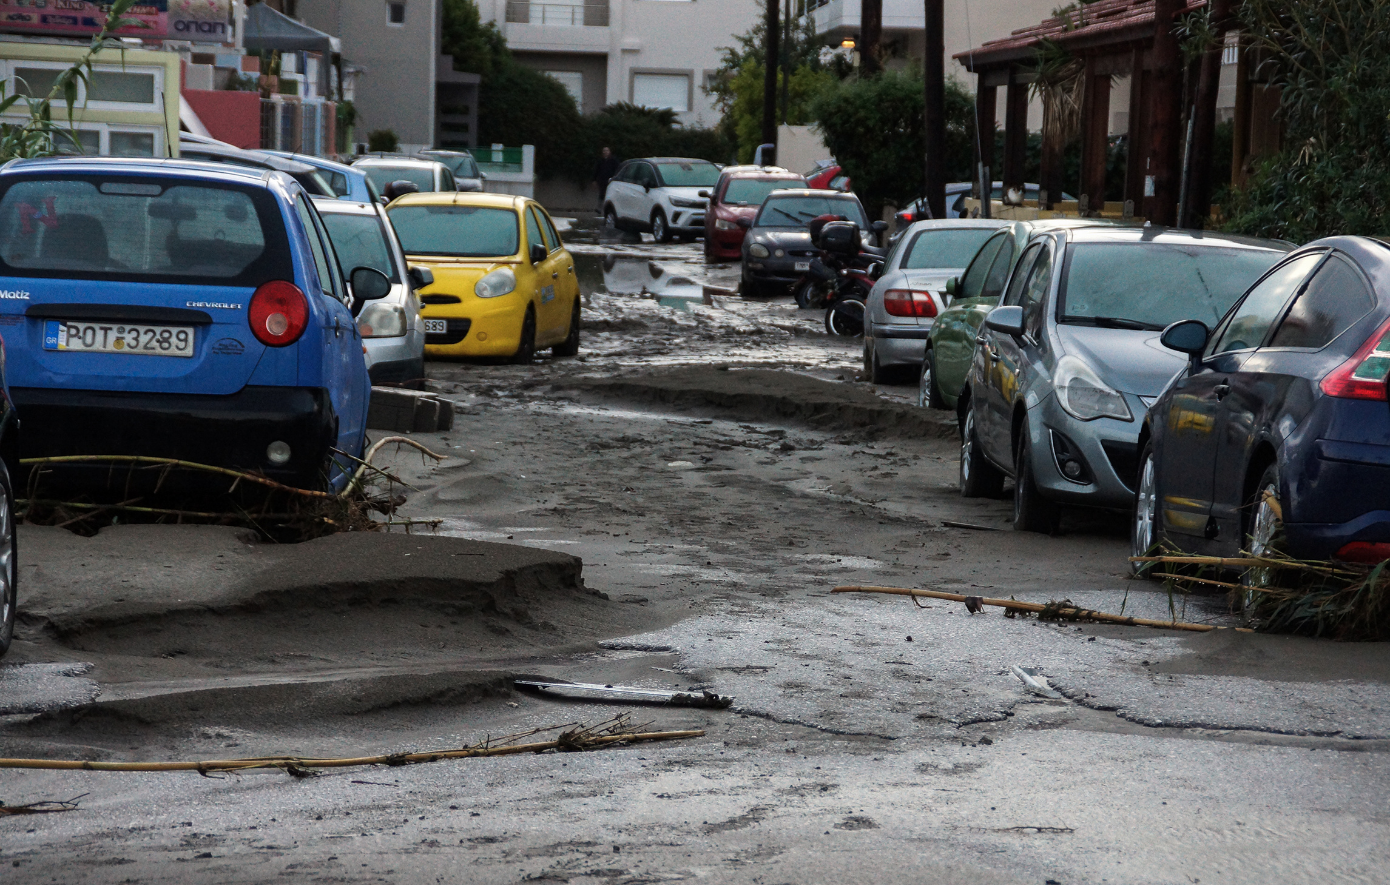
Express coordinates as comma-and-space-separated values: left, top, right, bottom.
0, 729, 704, 775
832, 585, 1248, 633
19, 455, 335, 500
19, 499, 295, 522
345, 436, 446, 497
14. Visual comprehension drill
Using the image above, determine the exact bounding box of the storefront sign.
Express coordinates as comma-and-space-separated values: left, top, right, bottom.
169, 0, 228, 42
0, 0, 168, 39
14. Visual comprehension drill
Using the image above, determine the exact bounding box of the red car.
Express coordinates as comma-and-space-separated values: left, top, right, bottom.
703, 168, 807, 260
804, 161, 850, 193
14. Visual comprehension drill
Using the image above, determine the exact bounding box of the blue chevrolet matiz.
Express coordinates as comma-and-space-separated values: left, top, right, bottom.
0, 157, 390, 492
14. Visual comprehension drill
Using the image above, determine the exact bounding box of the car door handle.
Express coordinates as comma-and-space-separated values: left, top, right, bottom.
1214, 382, 1231, 400
975, 335, 988, 345
567, 266, 574, 274
552, 272, 560, 279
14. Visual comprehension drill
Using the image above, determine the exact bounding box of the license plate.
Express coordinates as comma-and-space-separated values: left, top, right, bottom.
424, 319, 448, 334
44, 320, 194, 357
795, 261, 810, 271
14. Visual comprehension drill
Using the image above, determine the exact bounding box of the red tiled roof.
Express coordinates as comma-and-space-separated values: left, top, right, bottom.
955, 0, 1206, 70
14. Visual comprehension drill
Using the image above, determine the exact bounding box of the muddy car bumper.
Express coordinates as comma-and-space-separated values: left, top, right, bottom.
742, 258, 806, 285
1024, 393, 1145, 511
866, 324, 931, 367
11, 385, 337, 490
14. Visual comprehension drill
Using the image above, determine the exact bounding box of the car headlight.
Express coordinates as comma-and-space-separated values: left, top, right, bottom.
474, 267, 517, 299
671, 197, 705, 209
715, 218, 739, 230
1054, 355, 1132, 421
357, 302, 407, 338
748, 243, 770, 259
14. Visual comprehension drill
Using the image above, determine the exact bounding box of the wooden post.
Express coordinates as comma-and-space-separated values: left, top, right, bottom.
1003, 73, 1029, 197
922, 0, 946, 218
1146, 0, 1184, 225
861, 0, 883, 76
761, 0, 779, 160
1124, 50, 1150, 206
975, 82, 998, 195
1080, 58, 1112, 214
1231, 34, 1252, 188
1181, 0, 1233, 228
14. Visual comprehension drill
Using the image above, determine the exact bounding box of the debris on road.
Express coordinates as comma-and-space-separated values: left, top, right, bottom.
1010, 666, 1062, 699
941, 521, 1002, 532
833, 585, 1249, 634
0, 794, 85, 815
515, 679, 733, 708
0, 715, 703, 779
367, 386, 456, 433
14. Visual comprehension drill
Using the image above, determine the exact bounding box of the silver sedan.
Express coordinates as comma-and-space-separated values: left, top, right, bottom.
863, 219, 1007, 383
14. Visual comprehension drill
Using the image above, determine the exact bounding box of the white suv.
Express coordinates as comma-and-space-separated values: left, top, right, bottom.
603, 157, 720, 242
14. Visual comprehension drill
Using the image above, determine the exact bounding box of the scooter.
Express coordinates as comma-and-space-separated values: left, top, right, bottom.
791, 218, 885, 336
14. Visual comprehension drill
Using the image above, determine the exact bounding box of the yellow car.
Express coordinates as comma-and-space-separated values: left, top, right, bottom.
386, 192, 581, 360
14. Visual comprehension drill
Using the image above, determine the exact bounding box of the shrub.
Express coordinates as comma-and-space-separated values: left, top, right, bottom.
367, 129, 399, 152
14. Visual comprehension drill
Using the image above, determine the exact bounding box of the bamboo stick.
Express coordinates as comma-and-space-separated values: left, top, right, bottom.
0, 730, 704, 774
832, 585, 1250, 633
20, 456, 335, 500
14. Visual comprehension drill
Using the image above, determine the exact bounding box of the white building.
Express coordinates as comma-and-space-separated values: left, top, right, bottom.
476, 0, 763, 126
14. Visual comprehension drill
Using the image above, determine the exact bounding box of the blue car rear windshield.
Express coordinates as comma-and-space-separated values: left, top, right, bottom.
388, 205, 519, 257
1060, 243, 1281, 330
756, 196, 868, 229
0, 176, 291, 285
902, 228, 996, 270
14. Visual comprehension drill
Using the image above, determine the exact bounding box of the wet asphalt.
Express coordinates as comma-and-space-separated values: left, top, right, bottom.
1, 219, 1388, 883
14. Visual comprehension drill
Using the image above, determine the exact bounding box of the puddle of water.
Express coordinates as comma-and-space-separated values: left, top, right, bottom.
574, 252, 733, 313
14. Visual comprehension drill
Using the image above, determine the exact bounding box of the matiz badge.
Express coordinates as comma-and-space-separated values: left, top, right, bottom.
0, 290, 30, 300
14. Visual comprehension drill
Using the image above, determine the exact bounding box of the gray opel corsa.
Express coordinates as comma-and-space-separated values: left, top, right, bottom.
958, 225, 1290, 532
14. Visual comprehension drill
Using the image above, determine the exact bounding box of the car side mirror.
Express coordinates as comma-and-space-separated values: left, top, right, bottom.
736, 217, 752, 229
351, 266, 391, 301
871, 220, 888, 233
945, 277, 960, 298
698, 190, 710, 199
867, 261, 884, 280
530, 242, 547, 264
408, 265, 434, 289
984, 304, 1025, 338
1160, 319, 1210, 364
479, 171, 488, 180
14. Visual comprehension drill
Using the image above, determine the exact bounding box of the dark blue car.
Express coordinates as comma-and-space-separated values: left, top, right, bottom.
0, 337, 17, 659
0, 157, 388, 492
1133, 236, 1390, 568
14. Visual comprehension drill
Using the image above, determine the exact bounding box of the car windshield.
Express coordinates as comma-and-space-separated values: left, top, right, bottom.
361, 165, 434, 193
445, 156, 480, 178
388, 205, 519, 257
655, 162, 719, 188
320, 212, 399, 282
724, 178, 802, 206
902, 228, 997, 270
1060, 243, 1282, 330
755, 196, 868, 229
0, 176, 289, 284
320, 169, 350, 197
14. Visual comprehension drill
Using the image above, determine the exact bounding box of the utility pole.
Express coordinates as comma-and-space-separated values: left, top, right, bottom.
1181, 0, 1233, 229
762, 0, 780, 162
922, 0, 945, 218
780, 0, 792, 125
861, 0, 882, 76
1146, 0, 1183, 226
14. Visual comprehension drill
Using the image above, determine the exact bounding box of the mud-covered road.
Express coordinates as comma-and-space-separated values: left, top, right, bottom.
2, 223, 1389, 884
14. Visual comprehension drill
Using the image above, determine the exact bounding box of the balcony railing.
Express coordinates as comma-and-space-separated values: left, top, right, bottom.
505, 0, 609, 27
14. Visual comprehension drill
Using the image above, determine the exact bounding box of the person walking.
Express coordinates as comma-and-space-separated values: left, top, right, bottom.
593, 146, 619, 217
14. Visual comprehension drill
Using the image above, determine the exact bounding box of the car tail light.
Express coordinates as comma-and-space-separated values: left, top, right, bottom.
883, 289, 938, 318
1334, 541, 1390, 564
1321, 317, 1390, 401
248, 281, 310, 347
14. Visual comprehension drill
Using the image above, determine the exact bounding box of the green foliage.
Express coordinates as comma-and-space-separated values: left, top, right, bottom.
440, 0, 510, 79
367, 129, 400, 152
809, 70, 976, 217
1224, 0, 1390, 241
556, 103, 733, 184
476, 62, 583, 179
0, 0, 146, 161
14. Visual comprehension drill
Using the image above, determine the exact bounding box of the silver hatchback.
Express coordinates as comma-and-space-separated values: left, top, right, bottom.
313, 198, 427, 386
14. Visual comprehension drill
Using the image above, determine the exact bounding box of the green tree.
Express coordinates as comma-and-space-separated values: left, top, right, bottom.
809, 70, 976, 218
1224, 0, 1390, 241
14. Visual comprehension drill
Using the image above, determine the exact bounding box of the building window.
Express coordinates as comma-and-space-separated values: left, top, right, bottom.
545, 71, 583, 112
388, 2, 406, 25
87, 71, 156, 104
632, 73, 689, 113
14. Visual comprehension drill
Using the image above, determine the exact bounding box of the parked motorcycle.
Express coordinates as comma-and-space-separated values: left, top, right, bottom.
791, 217, 885, 336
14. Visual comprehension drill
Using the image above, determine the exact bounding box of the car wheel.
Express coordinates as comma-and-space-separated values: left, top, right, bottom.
919, 348, 946, 409
1131, 440, 1163, 578
741, 275, 764, 299
604, 205, 619, 230
512, 308, 536, 364
792, 279, 819, 309
1013, 422, 1060, 533
959, 400, 1004, 498
553, 300, 580, 357
825, 299, 865, 336
651, 210, 671, 243
1241, 463, 1284, 608
0, 460, 18, 659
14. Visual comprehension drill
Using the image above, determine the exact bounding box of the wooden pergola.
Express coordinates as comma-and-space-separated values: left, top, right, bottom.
954, 0, 1277, 226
